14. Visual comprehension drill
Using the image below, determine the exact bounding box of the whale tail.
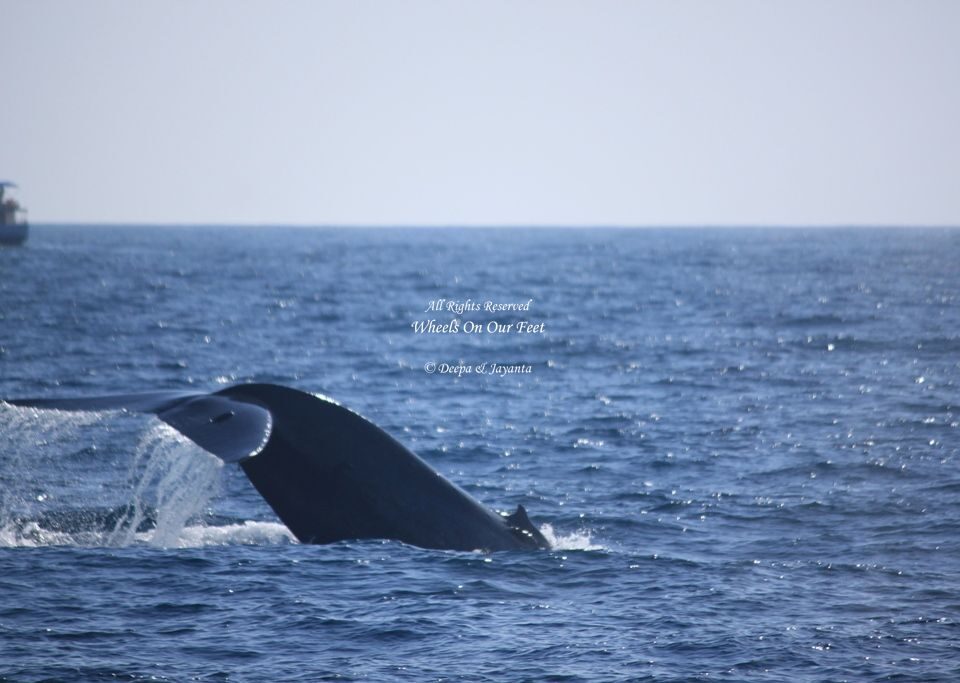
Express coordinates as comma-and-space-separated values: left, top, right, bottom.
8, 390, 271, 464
6, 384, 550, 552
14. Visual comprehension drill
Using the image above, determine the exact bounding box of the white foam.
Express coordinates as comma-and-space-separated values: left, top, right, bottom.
162, 521, 297, 548
0, 520, 297, 549
540, 523, 603, 551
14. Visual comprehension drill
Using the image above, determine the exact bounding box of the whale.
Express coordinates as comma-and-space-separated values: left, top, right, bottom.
6, 383, 550, 552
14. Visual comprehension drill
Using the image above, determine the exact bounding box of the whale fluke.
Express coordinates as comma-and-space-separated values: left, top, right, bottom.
6, 383, 550, 552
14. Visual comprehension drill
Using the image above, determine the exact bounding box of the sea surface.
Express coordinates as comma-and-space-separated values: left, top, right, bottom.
1, 226, 958, 682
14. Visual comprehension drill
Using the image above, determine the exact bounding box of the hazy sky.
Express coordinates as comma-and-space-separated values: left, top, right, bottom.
2, 1, 959, 225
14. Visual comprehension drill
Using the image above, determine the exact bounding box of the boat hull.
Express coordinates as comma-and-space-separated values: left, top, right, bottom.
0, 222, 28, 246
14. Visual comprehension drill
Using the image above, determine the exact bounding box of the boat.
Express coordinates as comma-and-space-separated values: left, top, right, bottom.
0, 181, 29, 246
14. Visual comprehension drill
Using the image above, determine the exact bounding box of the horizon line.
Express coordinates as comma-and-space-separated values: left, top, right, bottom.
26, 221, 960, 230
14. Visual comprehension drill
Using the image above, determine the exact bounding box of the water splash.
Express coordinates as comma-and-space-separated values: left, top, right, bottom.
0, 405, 257, 548
540, 523, 603, 551
106, 422, 224, 548
0, 403, 112, 543
0, 402, 106, 438
0, 520, 76, 548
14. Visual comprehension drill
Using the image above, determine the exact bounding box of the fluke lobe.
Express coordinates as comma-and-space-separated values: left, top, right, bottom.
7, 383, 550, 552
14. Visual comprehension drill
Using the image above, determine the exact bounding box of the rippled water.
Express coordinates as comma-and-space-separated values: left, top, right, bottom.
1, 226, 958, 681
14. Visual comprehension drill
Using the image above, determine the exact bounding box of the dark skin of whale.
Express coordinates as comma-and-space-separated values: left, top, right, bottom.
7, 383, 549, 552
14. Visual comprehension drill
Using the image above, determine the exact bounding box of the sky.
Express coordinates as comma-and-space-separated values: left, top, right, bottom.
2, 1, 959, 226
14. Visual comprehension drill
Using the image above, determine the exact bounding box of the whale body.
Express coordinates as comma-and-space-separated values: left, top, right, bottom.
7, 383, 549, 552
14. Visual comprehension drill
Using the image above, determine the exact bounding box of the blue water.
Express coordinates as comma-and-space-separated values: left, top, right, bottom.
1, 226, 959, 682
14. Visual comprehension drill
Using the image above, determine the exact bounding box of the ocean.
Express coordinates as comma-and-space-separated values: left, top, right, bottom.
1, 225, 958, 682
